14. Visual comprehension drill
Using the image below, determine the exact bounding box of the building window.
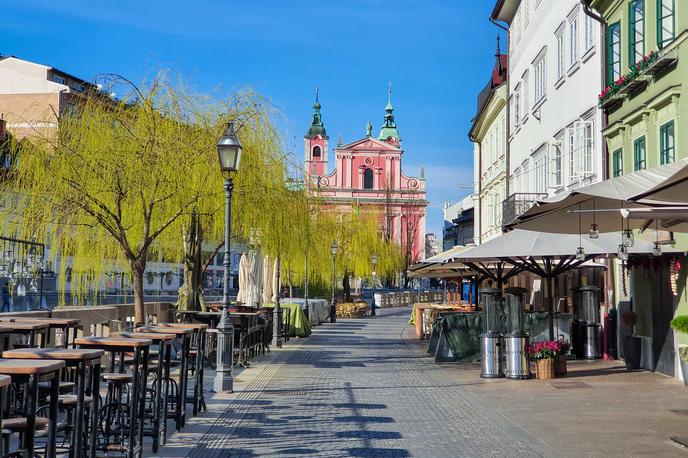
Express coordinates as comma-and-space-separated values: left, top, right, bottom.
522, 71, 530, 115
533, 150, 548, 194
556, 28, 565, 80
363, 168, 374, 189
607, 22, 622, 84
630, 0, 645, 64
51, 74, 67, 85
514, 89, 521, 126
550, 142, 562, 188
584, 12, 595, 51
569, 16, 579, 67
312, 145, 321, 158
660, 120, 675, 164
658, 0, 675, 48
574, 121, 594, 179
612, 148, 623, 177
534, 53, 547, 104
633, 136, 646, 171
568, 129, 576, 184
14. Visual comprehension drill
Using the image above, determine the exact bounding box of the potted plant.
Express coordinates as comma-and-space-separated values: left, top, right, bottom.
555, 337, 570, 376
670, 315, 688, 386
528, 340, 561, 380
621, 310, 642, 370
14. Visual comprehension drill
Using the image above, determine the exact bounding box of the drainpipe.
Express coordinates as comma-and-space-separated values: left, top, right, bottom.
583, 0, 617, 358
490, 18, 511, 230
582, 0, 608, 179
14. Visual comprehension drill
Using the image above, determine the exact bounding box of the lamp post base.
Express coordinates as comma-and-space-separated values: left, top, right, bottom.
213, 372, 233, 393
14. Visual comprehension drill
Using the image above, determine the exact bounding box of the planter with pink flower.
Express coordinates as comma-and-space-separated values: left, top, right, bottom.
528, 340, 562, 380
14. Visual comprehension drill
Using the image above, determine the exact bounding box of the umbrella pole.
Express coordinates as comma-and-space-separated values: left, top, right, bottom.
547, 276, 555, 341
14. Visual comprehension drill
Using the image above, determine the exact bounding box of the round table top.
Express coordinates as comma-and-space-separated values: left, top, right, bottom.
0, 358, 65, 375
75, 336, 152, 348
136, 326, 193, 336
3, 348, 104, 361
113, 331, 176, 342
0, 374, 10, 388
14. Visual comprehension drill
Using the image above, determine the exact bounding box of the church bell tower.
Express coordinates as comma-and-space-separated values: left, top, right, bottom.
304, 88, 329, 179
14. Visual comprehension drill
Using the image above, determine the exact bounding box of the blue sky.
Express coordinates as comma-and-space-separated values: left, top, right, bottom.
2, 0, 500, 236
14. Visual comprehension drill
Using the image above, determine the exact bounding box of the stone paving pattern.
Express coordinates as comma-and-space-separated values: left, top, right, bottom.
177, 307, 688, 458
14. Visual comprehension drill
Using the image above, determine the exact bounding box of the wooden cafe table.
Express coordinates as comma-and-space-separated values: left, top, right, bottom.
0, 358, 64, 458
1, 320, 50, 348
2, 348, 103, 458
3, 317, 81, 348
145, 322, 208, 415
135, 325, 193, 430
74, 337, 151, 458
113, 331, 175, 453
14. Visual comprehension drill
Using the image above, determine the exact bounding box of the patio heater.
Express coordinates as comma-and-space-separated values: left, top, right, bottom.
580, 286, 601, 359
503, 287, 530, 379
479, 287, 504, 378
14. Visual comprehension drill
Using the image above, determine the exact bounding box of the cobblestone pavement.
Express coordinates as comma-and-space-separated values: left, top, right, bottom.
187, 308, 549, 458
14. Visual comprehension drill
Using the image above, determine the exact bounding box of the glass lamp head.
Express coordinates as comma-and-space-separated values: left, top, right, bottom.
217, 121, 243, 173
331, 241, 338, 256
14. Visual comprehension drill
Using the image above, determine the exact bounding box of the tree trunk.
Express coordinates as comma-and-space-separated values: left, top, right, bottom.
343, 270, 352, 303
130, 259, 146, 326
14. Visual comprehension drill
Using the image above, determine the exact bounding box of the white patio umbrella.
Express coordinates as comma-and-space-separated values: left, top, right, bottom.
513, 160, 688, 234
236, 252, 248, 305
262, 255, 273, 304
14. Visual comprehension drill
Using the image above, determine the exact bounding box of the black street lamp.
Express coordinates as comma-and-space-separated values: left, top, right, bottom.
330, 241, 338, 323
214, 121, 242, 393
371, 253, 378, 316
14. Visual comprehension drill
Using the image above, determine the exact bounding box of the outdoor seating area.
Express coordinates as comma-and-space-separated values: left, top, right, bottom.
0, 308, 240, 458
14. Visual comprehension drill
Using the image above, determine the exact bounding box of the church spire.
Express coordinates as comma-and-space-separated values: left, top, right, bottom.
306, 87, 328, 139
378, 82, 401, 143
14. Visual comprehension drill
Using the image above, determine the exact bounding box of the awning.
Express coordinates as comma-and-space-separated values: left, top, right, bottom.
512, 159, 688, 233
442, 229, 682, 340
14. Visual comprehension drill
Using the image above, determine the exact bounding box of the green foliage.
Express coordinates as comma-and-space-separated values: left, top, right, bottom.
670, 315, 688, 335
0, 70, 404, 318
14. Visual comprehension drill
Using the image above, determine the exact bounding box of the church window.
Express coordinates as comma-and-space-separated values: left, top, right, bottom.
363, 168, 374, 189
312, 145, 321, 158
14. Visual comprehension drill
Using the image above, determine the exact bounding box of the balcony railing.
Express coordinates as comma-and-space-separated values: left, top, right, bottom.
502, 192, 548, 228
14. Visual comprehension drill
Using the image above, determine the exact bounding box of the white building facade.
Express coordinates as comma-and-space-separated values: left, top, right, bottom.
494, 0, 605, 226
470, 50, 508, 244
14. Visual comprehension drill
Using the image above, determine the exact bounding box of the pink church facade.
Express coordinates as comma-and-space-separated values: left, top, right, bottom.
304, 90, 428, 263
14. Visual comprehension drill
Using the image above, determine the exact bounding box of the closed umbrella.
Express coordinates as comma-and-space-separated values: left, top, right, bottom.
262, 256, 273, 304
237, 252, 248, 305
272, 258, 280, 303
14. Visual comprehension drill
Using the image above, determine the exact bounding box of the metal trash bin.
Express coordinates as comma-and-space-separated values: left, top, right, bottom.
503, 287, 530, 379
479, 288, 504, 379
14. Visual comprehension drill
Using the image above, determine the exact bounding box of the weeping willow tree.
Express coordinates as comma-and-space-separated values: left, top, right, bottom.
1, 73, 284, 324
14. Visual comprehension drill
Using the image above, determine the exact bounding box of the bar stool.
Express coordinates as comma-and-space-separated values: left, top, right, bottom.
2, 348, 103, 458
113, 331, 174, 453
135, 326, 192, 431
0, 359, 64, 458
141, 323, 207, 415
75, 337, 151, 458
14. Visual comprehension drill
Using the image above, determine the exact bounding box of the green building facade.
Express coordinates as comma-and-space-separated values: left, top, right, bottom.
590, 0, 687, 377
